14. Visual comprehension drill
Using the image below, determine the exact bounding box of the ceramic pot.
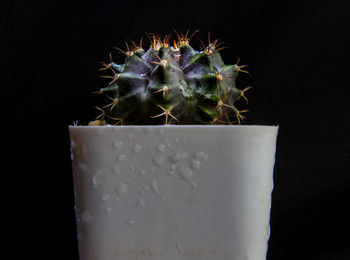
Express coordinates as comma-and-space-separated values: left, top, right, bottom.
69, 125, 278, 260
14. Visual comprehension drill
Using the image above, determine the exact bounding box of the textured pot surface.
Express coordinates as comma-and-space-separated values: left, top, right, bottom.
69, 125, 278, 260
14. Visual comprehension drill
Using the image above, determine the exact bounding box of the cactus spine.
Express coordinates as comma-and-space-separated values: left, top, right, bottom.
91, 30, 251, 125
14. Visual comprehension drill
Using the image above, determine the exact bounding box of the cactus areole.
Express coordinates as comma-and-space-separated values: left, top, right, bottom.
91, 30, 252, 126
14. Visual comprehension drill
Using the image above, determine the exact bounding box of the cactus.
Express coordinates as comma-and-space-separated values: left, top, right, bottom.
91, 30, 251, 126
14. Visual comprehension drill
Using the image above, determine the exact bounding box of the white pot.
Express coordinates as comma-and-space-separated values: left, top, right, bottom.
69, 125, 278, 260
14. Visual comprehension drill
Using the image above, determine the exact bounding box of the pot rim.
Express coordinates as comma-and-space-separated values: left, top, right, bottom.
69, 124, 278, 129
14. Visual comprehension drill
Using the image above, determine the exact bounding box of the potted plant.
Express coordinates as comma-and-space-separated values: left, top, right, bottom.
69, 30, 278, 260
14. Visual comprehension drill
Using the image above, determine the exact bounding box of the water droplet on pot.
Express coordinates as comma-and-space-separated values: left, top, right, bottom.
78, 163, 87, 172
128, 219, 136, 225
81, 210, 94, 223
92, 170, 103, 189
153, 155, 165, 165
118, 154, 126, 161
178, 166, 193, 180
105, 207, 112, 213
190, 180, 198, 190
176, 240, 183, 253
129, 164, 136, 172
194, 151, 208, 160
191, 159, 201, 169
151, 181, 160, 193
101, 194, 110, 201
128, 133, 134, 139
171, 150, 188, 162
157, 143, 166, 152
112, 164, 120, 174
113, 141, 123, 148
115, 181, 127, 195
137, 197, 146, 206
138, 169, 145, 177
133, 144, 142, 153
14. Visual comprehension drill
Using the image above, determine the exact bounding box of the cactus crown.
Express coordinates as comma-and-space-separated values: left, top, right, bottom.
90, 30, 251, 126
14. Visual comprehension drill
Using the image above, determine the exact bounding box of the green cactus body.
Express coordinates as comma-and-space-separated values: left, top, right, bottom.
92, 31, 251, 125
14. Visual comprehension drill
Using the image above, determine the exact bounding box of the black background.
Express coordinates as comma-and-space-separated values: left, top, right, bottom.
3, 0, 350, 259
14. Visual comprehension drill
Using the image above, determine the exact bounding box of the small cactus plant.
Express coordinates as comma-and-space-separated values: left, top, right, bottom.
91, 30, 251, 126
